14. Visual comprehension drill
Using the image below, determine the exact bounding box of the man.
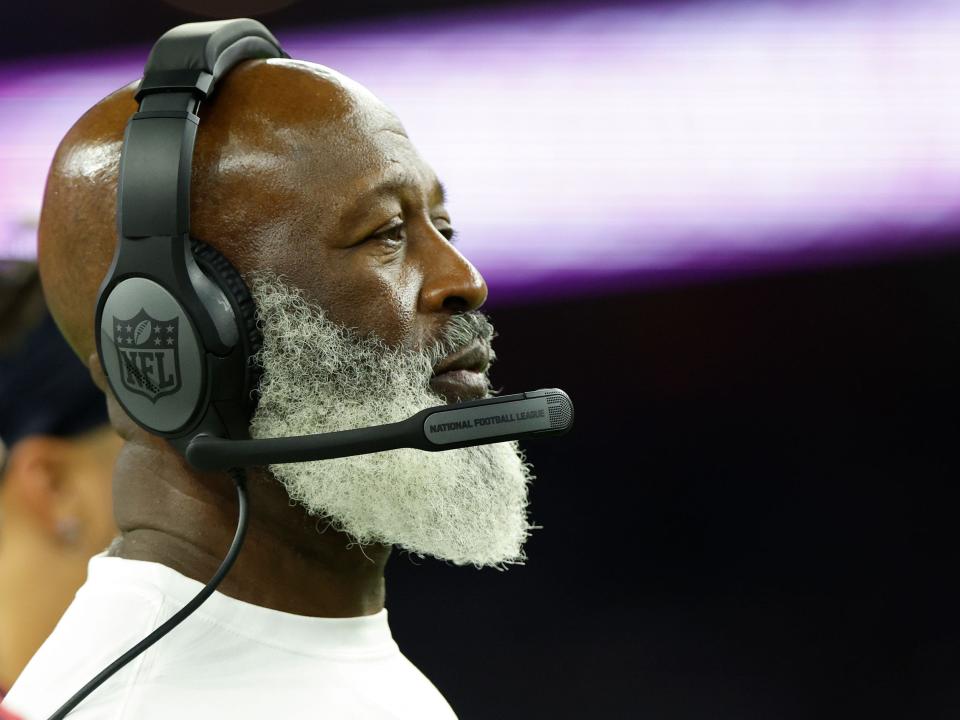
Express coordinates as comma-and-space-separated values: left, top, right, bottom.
0, 266, 121, 698
2, 55, 534, 718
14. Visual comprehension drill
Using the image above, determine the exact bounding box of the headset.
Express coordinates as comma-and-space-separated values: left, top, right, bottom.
94, 18, 285, 455
49, 18, 572, 719
47, 20, 289, 720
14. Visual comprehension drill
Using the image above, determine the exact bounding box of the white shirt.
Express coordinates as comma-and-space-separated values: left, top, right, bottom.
3, 556, 457, 720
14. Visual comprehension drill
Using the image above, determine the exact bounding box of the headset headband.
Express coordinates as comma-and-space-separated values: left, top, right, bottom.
97, 19, 287, 448
119, 19, 287, 240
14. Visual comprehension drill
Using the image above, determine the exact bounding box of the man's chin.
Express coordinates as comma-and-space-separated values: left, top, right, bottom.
429, 369, 489, 403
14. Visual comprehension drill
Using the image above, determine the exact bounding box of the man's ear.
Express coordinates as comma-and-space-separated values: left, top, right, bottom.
3, 436, 79, 541
87, 352, 138, 443
88, 352, 108, 393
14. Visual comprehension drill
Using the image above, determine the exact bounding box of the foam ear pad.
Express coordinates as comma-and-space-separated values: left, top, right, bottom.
190, 237, 262, 401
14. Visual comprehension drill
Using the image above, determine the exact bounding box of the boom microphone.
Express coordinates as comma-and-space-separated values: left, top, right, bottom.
185, 388, 574, 471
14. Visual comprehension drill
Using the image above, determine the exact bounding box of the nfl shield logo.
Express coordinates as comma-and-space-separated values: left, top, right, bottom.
113, 309, 181, 403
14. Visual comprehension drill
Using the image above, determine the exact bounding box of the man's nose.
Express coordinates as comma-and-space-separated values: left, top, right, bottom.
418, 233, 488, 313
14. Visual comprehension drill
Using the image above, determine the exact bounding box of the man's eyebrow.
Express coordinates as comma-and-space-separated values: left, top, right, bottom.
339, 178, 409, 228
342, 177, 449, 228
432, 180, 448, 206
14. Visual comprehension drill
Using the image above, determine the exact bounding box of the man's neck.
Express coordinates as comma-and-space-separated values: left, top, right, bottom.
112, 442, 390, 618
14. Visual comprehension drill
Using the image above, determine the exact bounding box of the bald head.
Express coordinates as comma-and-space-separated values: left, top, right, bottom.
38, 59, 455, 368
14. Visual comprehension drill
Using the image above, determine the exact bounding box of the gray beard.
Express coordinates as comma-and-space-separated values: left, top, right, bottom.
248, 273, 534, 567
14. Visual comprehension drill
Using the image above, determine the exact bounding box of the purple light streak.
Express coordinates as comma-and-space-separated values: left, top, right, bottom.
0, 0, 958, 300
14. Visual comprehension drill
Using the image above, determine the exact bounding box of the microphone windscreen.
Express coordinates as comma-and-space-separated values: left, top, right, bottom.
540, 388, 574, 432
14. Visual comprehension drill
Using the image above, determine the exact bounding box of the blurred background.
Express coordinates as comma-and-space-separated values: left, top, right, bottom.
2, 0, 959, 717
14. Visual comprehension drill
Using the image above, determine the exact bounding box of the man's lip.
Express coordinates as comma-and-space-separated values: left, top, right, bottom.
433, 339, 490, 376
430, 369, 488, 402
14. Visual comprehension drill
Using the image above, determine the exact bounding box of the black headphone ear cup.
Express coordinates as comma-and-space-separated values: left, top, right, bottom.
190, 237, 262, 401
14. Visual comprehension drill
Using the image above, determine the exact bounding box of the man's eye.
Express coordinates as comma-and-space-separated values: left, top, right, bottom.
372, 224, 406, 246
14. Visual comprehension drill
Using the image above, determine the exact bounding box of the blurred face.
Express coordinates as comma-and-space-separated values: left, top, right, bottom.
0, 428, 119, 554
0, 427, 120, 688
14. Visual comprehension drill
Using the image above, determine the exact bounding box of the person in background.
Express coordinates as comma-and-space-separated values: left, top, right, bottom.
0, 262, 121, 699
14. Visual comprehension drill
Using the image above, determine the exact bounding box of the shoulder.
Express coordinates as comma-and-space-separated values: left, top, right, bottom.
5, 558, 459, 719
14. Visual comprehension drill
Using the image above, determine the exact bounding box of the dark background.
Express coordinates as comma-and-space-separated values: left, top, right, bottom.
390, 246, 960, 719
0, 0, 614, 61
5, 0, 959, 717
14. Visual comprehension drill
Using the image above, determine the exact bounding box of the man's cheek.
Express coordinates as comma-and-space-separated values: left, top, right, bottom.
359, 267, 420, 349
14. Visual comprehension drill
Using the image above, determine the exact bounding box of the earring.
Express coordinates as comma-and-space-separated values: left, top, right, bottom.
56, 517, 82, 546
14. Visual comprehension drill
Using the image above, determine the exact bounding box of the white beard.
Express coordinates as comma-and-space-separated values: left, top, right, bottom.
248, 274, 535, 567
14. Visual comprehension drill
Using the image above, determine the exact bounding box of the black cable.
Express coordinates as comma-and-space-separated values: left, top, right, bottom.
47, 468, 250, 720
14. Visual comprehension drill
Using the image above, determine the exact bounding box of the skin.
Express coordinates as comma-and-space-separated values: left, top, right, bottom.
0, 428, 121, 689
37, 60, 488, 618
